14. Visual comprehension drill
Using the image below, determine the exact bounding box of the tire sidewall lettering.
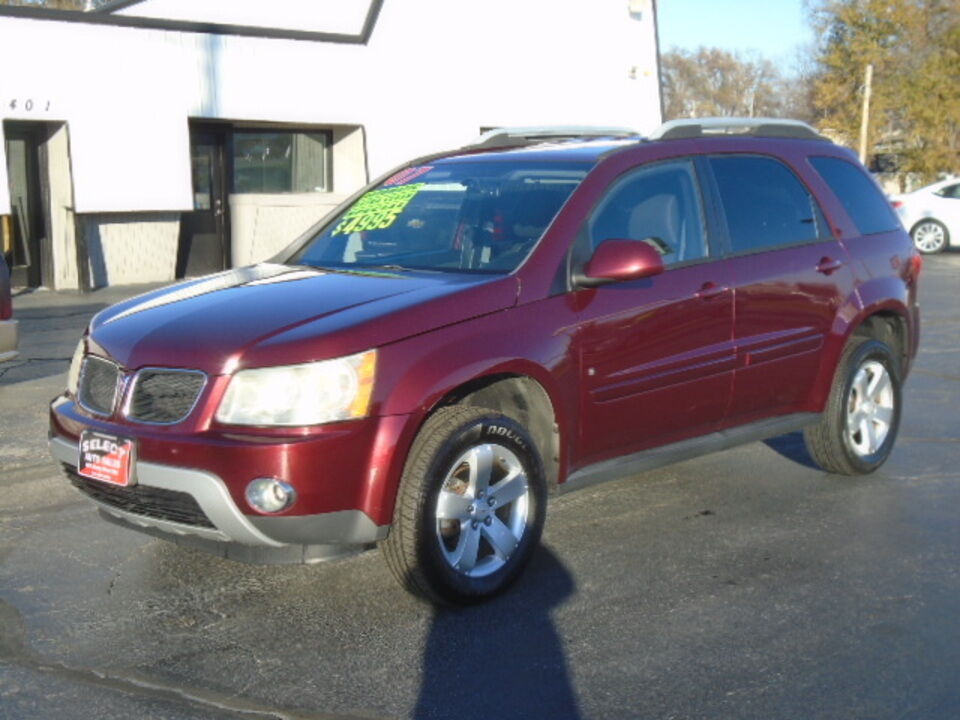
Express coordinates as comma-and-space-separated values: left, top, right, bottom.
479, 422, 530, 453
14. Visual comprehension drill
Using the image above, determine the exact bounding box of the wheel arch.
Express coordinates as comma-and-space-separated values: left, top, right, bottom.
849, 309, 910, 375
909, 216, 947, 233
909, 217, 950, 251
435, 373, 562, 492
809, 292, 915, 414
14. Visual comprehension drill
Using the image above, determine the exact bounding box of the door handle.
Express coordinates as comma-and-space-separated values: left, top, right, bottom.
816, 257, 844, 275
696, 281, 728, 300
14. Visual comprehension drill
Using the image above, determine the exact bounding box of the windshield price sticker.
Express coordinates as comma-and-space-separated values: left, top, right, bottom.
332, 183, 425, 236
78, 430, 136, 487
383, 166, 434, 186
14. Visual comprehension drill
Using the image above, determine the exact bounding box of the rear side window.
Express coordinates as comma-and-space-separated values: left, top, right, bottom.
936, 183, 960, 199
808, 156, 900, 236
710, 156, 824, 254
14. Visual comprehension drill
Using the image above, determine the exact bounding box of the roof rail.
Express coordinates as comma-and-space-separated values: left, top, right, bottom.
467, 126, 640, 149
650, 117, 828, 141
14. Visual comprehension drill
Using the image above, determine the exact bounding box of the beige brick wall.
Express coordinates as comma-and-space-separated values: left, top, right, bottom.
82, 213, 180, 287
45, 125, 79, 290
230, 194, 344, 266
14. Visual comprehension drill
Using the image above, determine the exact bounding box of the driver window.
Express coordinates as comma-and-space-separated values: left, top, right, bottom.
588, 160, 708, 266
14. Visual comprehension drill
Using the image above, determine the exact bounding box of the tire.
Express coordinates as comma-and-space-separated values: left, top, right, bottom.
804, 338, 902, 475
381, 406, 547, 605
911, 219, 948, 254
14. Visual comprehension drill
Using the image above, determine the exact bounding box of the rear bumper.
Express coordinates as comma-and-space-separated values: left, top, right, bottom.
49, 434, 388, 563
0, 318, 18, 363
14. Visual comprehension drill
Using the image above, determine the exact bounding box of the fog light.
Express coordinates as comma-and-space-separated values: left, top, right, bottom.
246, 478, 297, 514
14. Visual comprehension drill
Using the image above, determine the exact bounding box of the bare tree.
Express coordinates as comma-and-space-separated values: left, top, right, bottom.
662, 47, 812, 121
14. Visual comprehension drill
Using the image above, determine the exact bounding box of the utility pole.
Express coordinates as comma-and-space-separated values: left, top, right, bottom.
858, 63, 873, 164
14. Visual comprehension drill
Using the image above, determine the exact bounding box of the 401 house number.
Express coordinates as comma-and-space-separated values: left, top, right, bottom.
8, 98, 51, 112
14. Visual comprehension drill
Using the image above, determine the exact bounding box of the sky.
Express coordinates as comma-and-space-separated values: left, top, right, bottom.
656, 0, 815, 68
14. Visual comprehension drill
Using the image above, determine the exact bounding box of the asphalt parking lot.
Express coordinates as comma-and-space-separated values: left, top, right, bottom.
1, 254, 959, 720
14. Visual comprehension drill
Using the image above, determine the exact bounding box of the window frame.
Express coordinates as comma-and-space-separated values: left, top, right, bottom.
935, 183, 960, 200
229, 126, 334, 195
703, 153, 833, 259
568, 157, 715, 287
806, 154, 901, 238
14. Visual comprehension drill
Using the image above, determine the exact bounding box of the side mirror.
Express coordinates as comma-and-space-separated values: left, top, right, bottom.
578, 239, 665, 288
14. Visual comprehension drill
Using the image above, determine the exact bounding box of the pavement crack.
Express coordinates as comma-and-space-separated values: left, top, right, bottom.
0, 361, 27, 380
0, 356, 71, 381
0, 597, 383, 719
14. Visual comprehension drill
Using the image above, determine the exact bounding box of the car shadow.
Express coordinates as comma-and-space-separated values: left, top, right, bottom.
763, 431, 821, 470
414, 545, 582, 719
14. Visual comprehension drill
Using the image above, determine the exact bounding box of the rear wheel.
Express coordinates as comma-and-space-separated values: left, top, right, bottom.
911, 219, 948, 254
804, 338, 902, 475
382, 406, 546, 605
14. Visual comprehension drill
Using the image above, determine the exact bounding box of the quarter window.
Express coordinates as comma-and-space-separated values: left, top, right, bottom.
588, 160, 708, 265
710, 156, 823, 254
936, 183, 960, 200
808, 156, 900, 236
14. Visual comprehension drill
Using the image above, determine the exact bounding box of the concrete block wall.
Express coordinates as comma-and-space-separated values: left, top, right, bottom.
230, 194, 344, 266
82, 213, 180, 288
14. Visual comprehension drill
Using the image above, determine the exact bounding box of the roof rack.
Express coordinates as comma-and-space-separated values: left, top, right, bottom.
650, 117, 828, 141
467, 126, 640, 149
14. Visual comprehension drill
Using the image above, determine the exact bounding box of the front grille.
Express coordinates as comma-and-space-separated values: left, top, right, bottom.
128, 369, 206, 424
65, 466, 215, 528
78, 356, 121, 416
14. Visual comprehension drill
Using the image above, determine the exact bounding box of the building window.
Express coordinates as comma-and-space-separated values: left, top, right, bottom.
231, 130, 331, 194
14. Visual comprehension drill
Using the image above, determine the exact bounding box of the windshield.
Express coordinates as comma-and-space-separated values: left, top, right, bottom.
289, 159, 590, 274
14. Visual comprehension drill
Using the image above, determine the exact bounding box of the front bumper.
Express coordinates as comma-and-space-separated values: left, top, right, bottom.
0, 318, 18, 363
50, 435, 387, 563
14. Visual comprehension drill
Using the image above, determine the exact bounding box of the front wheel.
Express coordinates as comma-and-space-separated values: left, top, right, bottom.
382, 406, 547, 605
804, 338, 902, 475
911, 219, 948, 254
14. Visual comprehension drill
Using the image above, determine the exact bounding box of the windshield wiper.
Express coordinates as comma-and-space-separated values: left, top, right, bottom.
364, 264, 410, 272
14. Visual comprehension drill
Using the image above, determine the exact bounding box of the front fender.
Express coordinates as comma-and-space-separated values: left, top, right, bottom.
367, 297, 579, 519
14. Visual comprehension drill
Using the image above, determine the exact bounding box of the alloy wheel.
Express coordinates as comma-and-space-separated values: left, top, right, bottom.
913, 222, 946, 253
845, 360, 895, 456
434, 443, 530, 578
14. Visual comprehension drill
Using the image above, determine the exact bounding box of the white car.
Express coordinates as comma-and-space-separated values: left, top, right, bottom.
892, 178, 960, 254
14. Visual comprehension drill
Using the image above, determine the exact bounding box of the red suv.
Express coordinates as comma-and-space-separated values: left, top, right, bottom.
0, 252, 18, 363
50, 119, 920, 604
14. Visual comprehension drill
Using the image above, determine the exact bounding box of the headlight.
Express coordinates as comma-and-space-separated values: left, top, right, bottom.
215, 350, 377, 426
67, 339, 85, 396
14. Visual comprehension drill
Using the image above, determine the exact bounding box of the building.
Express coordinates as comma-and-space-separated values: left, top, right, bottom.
0, 0, 662, 289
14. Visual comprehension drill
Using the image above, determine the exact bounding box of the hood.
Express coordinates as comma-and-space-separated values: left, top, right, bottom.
88, 264, 518, 373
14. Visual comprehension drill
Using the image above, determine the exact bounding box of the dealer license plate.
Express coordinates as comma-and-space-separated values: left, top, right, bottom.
78, 430, 136, 487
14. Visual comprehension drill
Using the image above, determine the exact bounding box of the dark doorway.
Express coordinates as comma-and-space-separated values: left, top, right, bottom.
3, 122, 50, 288
177, 124, 229, 277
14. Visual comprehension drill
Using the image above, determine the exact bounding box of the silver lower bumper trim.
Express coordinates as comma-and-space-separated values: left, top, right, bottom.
50, 435, 284, 548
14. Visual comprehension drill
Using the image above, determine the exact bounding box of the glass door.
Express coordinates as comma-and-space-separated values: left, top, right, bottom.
3, 123, 46, 287
177, 125, 229, 277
